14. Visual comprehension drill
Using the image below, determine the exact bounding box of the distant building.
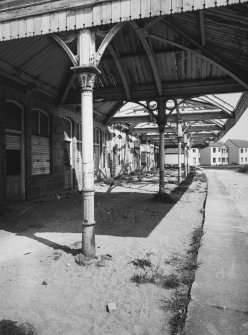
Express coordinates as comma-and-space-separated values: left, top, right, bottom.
225, 139, 248, 165
165, 148, 200, 166
200, 141, 228, 166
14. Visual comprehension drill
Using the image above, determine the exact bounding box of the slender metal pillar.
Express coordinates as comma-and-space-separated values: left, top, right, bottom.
71, 29, 100, 258
157, 99, 166, 193
187, 140, 190, 175
177, 120, 183, 184
183, 134, 187, 177
159, 125, 165, 192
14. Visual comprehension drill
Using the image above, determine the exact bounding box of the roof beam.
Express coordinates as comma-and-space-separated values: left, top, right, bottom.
111, 111, 232, 124
132, 125, 222, 134
160, 18, 248, 90
95, 22, 126, 66
50, 35, 78, 66
66, 78, 242, 103
108, 44, 131, 100
59, 73, 76, 105
147, 28, 248, 90
199, 10, 206, 47
103, 101, 127, 125
129, 21, 163, 96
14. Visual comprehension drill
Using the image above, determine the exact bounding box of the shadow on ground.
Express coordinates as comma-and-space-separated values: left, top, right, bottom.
0, 171, 197, 256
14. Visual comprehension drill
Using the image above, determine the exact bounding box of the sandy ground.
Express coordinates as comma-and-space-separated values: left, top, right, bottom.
0, 168, 207, 335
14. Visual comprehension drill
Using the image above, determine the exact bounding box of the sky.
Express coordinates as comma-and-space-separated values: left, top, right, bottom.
217, 93, 248, 142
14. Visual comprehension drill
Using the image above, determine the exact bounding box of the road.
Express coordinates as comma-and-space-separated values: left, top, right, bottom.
185, 168, 248, 335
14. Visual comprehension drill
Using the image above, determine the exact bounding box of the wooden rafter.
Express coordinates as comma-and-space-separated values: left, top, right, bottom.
95, 22, 126, 66
59, 73, 76, 105
199, 10, 206, 48
111, 111, 231, 124
129, 21, 163, 96
108, 44, 131, 100
131, 124, 222, 134
66, 78, 242, 103
104, 101, 127, 125
157, 18, 248, 90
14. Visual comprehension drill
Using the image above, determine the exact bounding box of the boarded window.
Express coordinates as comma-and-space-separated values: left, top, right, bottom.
31, 110, 50, 175
32, 136, 50, 175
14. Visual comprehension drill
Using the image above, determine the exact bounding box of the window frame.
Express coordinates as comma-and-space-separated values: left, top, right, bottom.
31, 109, 50, 137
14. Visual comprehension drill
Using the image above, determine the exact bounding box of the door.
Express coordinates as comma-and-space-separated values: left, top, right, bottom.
64, 118, 73, 190
5, 102, 24, 202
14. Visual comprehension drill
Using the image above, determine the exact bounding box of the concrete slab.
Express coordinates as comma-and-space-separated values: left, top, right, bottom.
185, 169, 248, 335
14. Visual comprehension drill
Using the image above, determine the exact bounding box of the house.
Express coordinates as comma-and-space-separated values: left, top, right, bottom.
225, 139, 248, 165
200, 141, 229, 166
164, 148, 200, 166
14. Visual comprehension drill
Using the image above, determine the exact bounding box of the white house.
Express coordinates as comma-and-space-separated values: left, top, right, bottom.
164, 148, 200, 166
225, 139, 248, 165
200, 141, 229, 166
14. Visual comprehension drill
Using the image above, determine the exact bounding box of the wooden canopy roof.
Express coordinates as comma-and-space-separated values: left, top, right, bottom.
0, 1, 248, 145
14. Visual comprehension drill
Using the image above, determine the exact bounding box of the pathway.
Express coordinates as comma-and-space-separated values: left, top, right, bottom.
185, 169, 248, 335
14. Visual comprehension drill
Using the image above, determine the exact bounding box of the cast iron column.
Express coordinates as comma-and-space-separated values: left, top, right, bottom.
183, 134, 188, 177
157, 99, 166, 193
177, 120, 183, 184
71, 29, 100, 258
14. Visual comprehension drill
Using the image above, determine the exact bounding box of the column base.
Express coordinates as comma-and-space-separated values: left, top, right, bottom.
82, 224, 96, 258
159, 170, 165, 193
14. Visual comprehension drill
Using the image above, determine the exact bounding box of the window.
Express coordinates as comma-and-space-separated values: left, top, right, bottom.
193, 149, 196, 153
245, 157, 247, 162
218, 148, 221, 152
222, 148, 225, 153
222, 158, 225, 163
102, 131, 110, 169
213, 148, 216, 153
245, 148, 247, 153
31, 109, 50, 175
241, 157, 243, 163
241, 148, 243, 153
5, 102, 22, 177
218, 158, 221, 162
94, 128, 101, 169
32, 110, 49, 136
213, 158, 216, 163
6, 102, 22, 131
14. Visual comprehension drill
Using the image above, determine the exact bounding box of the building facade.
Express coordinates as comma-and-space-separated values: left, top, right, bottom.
200, 142, 229, 166
0, 84, 159, 211
164, 148, 200, 166
225, 139, 248, 165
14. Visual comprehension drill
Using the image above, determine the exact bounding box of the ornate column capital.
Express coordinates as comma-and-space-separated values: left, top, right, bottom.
71, 66, 101, 91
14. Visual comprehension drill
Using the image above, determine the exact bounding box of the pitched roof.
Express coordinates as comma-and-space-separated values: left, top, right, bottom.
226, 139, 248, 148
165, 148, 179, 154
208, 141, 227, 147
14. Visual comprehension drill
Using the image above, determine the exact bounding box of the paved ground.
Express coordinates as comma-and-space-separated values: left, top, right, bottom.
185, 168, 248, 335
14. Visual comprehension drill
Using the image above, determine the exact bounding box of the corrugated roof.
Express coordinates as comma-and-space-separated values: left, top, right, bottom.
226, 139, 248, 148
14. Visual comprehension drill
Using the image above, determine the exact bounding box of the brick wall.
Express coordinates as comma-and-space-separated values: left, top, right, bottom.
0, 101, 6, 214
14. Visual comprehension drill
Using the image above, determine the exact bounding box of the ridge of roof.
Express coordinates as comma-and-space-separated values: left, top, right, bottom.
226, 139, 248, 148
